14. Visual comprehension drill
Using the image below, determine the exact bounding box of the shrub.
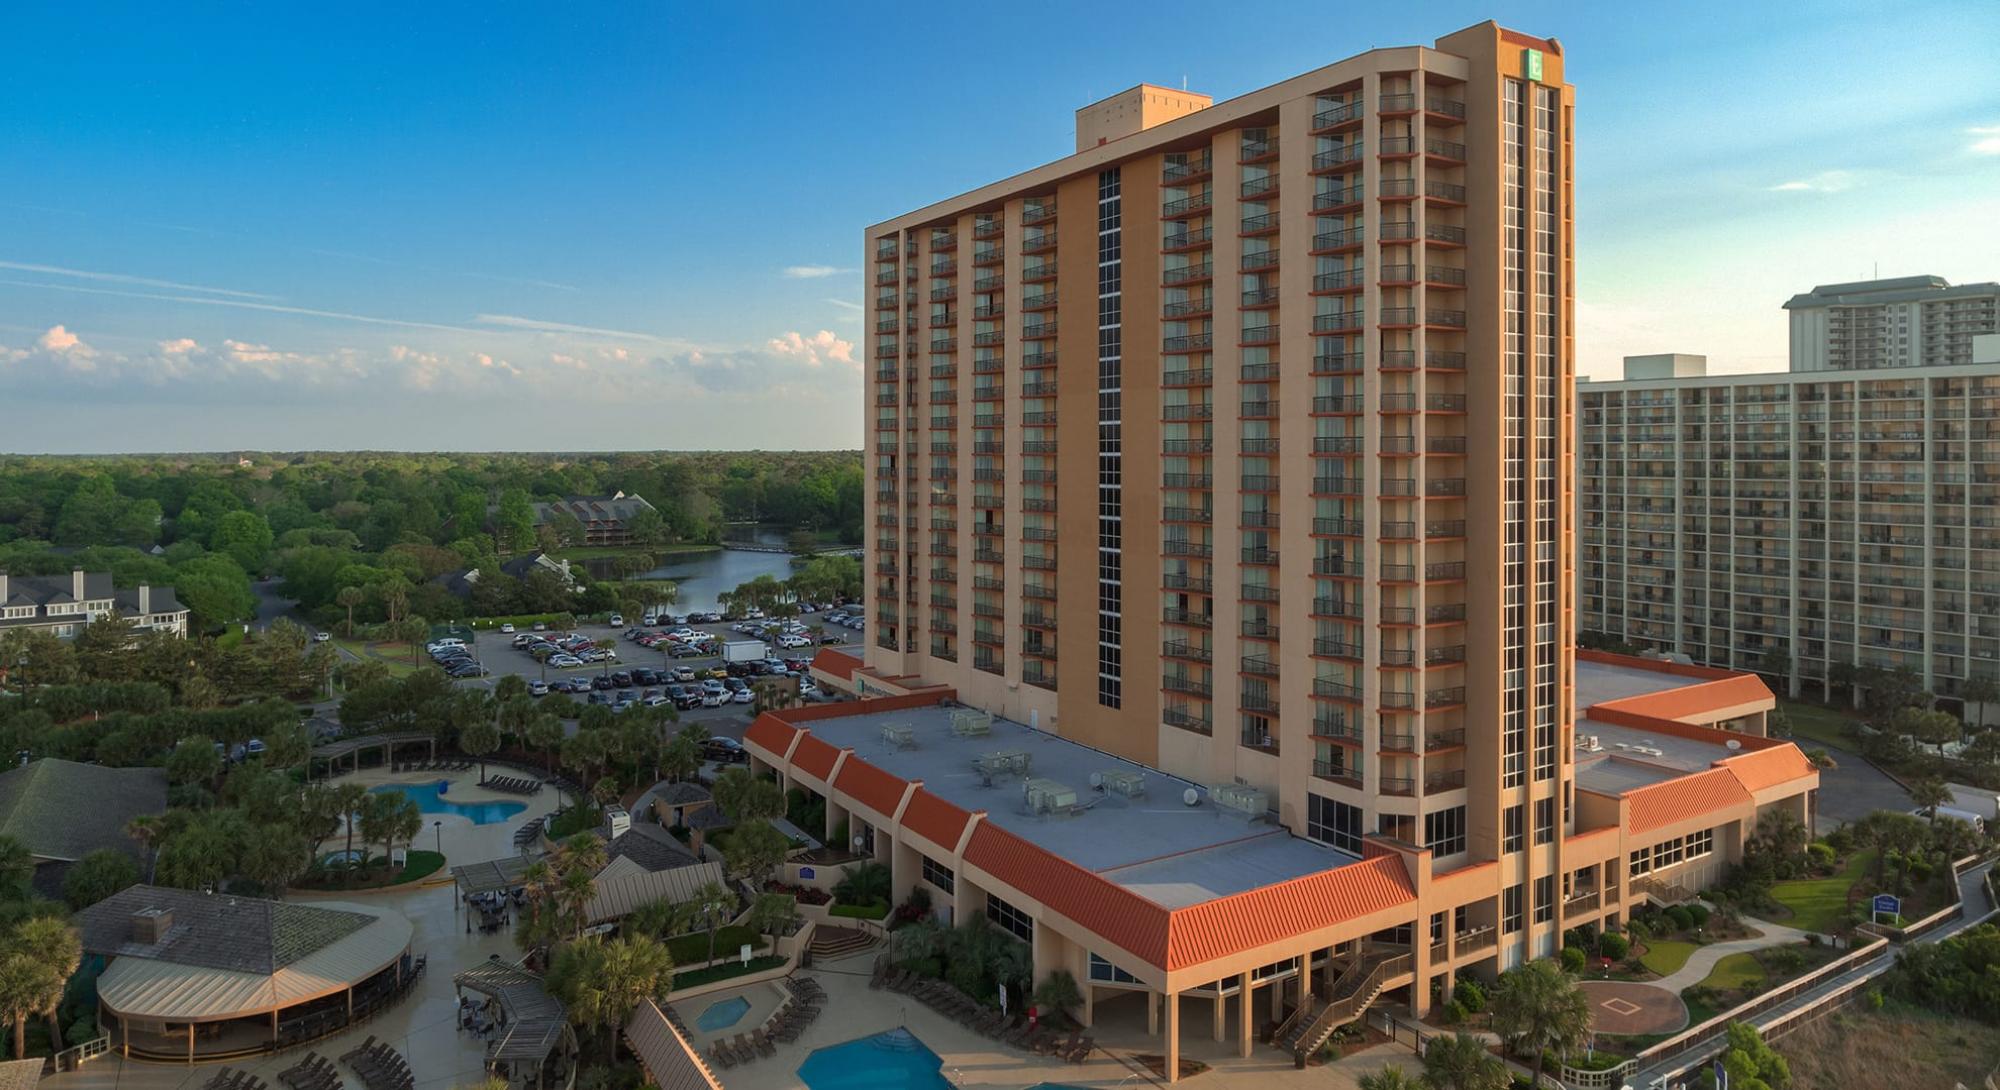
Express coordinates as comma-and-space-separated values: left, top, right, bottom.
1806, 842, 1836, 870
1686, 903, 1712, 928
1453, 978, 1488, 1013
1664, 906, 1694, 932
1627, 919, 1652, 943
1032, 969, 1084, 1020
834, 860, 892, 905
1443, 999, 1469, 1025
1598, 933, 1630, 960
1768, 948, 1806, 974
830, 900, 889, 920
1560, 946, 1588, 974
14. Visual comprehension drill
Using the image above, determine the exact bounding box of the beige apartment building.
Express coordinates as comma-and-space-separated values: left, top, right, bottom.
823, 21, 1820, 1079
1581, 281, 2000, 700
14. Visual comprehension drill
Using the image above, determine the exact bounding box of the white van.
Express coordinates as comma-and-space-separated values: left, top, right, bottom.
1925, 806, 1987, 835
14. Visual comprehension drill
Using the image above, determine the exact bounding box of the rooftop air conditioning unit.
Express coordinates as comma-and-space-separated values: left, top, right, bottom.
132, 907, 173, 945
604, 806, 632, 839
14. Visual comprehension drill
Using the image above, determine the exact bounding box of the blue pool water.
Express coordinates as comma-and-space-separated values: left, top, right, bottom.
369, 781, 526, 825
694, 996, 751, 1033
797, 1029, 952, 1090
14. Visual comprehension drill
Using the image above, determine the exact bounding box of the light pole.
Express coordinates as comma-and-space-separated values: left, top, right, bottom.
433, 820, 442, 856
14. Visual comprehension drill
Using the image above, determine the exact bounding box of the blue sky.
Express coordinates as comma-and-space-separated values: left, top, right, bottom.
2, 1, 1996, 453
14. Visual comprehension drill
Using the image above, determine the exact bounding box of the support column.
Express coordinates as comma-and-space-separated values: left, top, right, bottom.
187, 1023, 195, 1064
1164, 990, 1181, 1085
1080, 983, 1094, 1029
1238, 971, 1253, 1058
1146, 991, 1159, 1036
1212, 989, 1224, 1042
1270, 975, 1283, 1020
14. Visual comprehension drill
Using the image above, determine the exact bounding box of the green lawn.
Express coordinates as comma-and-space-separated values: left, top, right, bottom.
1778, 698, 1861, 750
1770, 850, 1875, 932
334, 639, 421, 677
392, 850, 446, 884
1640, 940, 1699, 976
1697, 952, 1766, 992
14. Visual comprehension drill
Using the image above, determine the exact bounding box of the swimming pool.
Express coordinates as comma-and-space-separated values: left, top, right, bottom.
694, 995, 751, 1033
796, 1029, 953, 1090
369, 781, 526, 825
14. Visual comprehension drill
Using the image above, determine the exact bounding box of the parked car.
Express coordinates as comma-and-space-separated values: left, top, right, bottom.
312, 631, 332, 643
592, 675, 615, 691
701, 737, 747, 764
608, 613, 624, 626
500, 623, 516, 633
669, 643, 707, 659
643, 694, 670, 708
611, 671, 633, 688
671, 665, 697, 683
699, 690, 728, 708
730, 688, 754, 704
777, 634, 810, 649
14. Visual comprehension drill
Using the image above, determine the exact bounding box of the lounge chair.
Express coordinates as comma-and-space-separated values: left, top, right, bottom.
753, 1029, 776, 1057
709, 1043, 736, 1070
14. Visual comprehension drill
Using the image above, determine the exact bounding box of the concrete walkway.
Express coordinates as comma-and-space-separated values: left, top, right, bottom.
1632, 856, 1998, 1089
1648, 917, 1811, 991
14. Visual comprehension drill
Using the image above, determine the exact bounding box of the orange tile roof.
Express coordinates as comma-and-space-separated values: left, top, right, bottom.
742, 714, 801, 759
1164, 854, 1416, 970
1721, 745, 1817, 793
1594, 675, 1773, 723
900, 790, 972, 853
1626, 768, 1752, 834
790, 734, 842, 782
962, 822, 1172, 968
810, 648, 862, 682
834, 757, 909, 820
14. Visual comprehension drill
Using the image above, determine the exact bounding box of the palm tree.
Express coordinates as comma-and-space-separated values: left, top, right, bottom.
461, 719, 501, 783
686, 880, 735, 964
525, 711, 566, 780
1358, 1066, 1423, 1090
1909, 777, 1952, 826
334, 783, 369, 883
1420, 1032, 1508, 1090
1490, 959, 1591, 1088
1963, 675, 1999, 729
125, 814, 166, 884
336, 586, 365, 637
661, 735, 700, 784
13, 916, 80, 1052
595, 935, 675, 1059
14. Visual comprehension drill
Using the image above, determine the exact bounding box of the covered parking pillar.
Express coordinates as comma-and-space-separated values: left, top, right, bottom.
1163, 990, 1181, 1084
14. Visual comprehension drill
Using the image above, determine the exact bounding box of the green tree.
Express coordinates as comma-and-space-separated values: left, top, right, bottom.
336, 585, 365, 636
1420, 1032, 1508, 1090
239, 824, 309, 899
211, 510, 275, 573
496, 490, 537, 554
0, 915, 80, 1056
596, 934, 675, 1058
1717, 1021, 1792, 1090
165, 735, 222, 786
62, 849, 139, 911
1960, 675, 1998, 729
1489, 959, 1591, 1088
0, 839, 33, 902
1031, 969, 1083, 1022
684, 880, 735, 965
712, 766, 784, 823
747, 892, 798, 947
1909, 777, 1953, 826
461, 719, 501, 782
723, 820, 791, 886
123, 815, 165, 884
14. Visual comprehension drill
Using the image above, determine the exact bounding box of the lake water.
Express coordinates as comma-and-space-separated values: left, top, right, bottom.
633, 548, 800, 614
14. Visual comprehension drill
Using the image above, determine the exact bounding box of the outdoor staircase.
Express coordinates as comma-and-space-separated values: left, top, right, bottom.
807, 925, 879, 962
1274, 945, 1413, 1067
1632, 875, 1695, 906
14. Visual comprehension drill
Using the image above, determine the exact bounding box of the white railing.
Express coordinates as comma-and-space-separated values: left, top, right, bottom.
52, 1033, 111, 1071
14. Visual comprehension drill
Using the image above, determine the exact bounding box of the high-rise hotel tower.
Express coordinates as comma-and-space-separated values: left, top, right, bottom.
864, 21, 1574, 870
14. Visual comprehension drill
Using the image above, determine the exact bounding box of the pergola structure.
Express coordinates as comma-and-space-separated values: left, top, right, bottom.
450, 856, 537, 897
312, 732, 437, 776
452, 959, 578, 1090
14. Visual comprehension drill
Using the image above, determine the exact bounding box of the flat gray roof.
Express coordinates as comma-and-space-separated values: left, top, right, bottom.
796, 703, 1358, 907
1575, 659, 1697, 709
1574, 715, 1742, 797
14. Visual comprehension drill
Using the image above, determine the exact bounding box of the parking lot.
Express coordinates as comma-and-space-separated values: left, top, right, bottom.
427, 612, 863, 743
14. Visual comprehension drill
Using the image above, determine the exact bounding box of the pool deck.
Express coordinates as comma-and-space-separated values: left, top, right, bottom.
729, 947, 1432, 1090
42, 771, 565, 1090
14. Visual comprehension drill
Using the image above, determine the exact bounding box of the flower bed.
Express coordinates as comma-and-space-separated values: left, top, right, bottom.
765, 880, 830, 906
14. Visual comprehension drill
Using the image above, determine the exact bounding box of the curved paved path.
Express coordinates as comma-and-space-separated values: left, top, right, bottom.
1649, 917, 1810, 991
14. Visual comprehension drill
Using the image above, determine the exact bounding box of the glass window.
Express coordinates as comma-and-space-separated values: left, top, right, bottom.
986, 893, 1033, 942
920, 854, 955, 895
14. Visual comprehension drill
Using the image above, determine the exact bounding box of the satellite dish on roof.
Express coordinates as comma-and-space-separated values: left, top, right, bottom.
1725, 739, 1741, 750
1182, 787, 1200, 807
1089, 772, 1104, 789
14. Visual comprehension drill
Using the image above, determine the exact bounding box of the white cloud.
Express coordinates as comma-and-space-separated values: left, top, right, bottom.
37, 324, 88, 354
824, 298, 863, 311
0, 259, 275, 299
782, 265, 850, 279
1767, 170, 1854, 194
765, 330, 855, 367
1967, 125, 2000, 156
159, 337, 199, 355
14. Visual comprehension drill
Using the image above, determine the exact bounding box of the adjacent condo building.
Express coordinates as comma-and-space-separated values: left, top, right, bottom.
761, 22, 1825, 1079
1581, 278, 2000, 699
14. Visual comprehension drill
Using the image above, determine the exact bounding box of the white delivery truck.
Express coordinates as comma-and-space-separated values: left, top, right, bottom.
722, 640, 772, 664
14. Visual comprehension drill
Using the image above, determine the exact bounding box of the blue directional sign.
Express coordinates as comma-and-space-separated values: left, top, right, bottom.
1872, 893, 1900, 916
